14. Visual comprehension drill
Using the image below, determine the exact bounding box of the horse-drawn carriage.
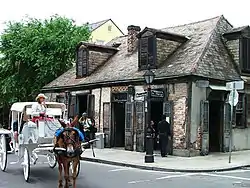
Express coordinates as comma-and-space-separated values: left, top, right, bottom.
0, 102, 83, 182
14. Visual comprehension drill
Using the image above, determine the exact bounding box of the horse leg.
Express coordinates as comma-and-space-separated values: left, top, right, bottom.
63, 161, 70, 188
58, 161, 63, 188
72, 159, 78, 188
68, 161, 72, 186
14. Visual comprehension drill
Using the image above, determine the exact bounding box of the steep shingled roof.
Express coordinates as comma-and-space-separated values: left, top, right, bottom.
43, 16, 241, 90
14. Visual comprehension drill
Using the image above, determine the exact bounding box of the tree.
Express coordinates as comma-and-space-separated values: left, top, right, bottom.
0, 15, 91, 105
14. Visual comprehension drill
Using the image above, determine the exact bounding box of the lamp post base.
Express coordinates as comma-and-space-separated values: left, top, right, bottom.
145, 155, 154, 163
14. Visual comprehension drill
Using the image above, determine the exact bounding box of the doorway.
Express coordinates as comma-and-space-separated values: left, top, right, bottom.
77, 95, 87, 115
113, 102, 125, 147
209, 100, 223, 152
151, 100, 163, 150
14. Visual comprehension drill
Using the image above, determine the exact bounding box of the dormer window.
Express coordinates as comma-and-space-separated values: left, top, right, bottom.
138, 35, 156, 70
240, 37, 250, 73
137, 27, 188, 71
76, 45, 89, 78
75, 42, 118, 78
223, 26, 250, 75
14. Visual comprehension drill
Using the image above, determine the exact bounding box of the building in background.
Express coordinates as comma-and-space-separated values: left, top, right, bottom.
87, 19, 124, 44
42, 15, 250, 157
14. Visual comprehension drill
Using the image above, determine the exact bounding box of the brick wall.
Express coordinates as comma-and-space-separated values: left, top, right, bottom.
127, 25, 141, 53
168, 83, 188, 149
46, 92, 60, 102
92, 88, 101, 131
156, 38, 181, 66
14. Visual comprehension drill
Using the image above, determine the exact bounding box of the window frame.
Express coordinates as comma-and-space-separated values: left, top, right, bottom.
76, 47, 89, 78
56, 95, 65, 103
240, 37, 250, 74
138, 35, 157, 70
108, 25, 112, 32
234, 93, 246, 128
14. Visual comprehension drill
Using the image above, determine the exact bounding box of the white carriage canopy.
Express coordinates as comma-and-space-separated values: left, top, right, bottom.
10, 102, 67, 126
10, 102, 66, 116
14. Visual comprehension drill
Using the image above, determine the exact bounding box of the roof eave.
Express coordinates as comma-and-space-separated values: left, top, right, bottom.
41, 74, 193, 92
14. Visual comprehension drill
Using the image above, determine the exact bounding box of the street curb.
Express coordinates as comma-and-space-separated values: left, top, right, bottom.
81, 157, 250, 173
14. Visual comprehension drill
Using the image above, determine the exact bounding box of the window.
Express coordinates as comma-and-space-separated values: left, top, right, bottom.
246, 94, 250, 127
108, 25, 112, 32
56, 95, 64, 103
240, 37, 250, 73
96, 40, 105, 44
76, 48, 89, 78
234, 93, 245, 128
138, 36, 156, 70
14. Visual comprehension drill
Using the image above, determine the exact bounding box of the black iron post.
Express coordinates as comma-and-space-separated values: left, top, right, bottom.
145, 86, 154, 163
64, 90, 70, 119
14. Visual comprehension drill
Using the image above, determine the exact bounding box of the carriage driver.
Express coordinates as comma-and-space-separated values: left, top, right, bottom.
31, 93, 47, 122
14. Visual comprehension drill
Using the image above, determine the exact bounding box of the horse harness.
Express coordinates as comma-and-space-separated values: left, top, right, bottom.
53, 128, 83, 157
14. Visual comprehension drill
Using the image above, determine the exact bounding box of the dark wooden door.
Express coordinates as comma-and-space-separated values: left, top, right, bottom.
87, 94, 95, 118
223, 102, 231, 152
200, 100, 209, 155
135, 101, 145, 152
125, 102, 134, 151
68, 95, 77, 118
103, 102, 111, 148
163, 101, 174, 155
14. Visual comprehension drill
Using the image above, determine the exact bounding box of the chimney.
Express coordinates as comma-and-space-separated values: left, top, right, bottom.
127, 25, 141, 53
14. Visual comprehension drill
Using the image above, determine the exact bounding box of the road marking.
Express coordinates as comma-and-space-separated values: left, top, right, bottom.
128, 179, 151, 184
156, 173, 195, 180
108, 168, 129, 172
128, 173, 194, 184
216, 169, 250, 174
200, 173, 250, 181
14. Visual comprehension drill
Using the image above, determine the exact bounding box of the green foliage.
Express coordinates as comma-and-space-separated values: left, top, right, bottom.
0, 15, 91, 104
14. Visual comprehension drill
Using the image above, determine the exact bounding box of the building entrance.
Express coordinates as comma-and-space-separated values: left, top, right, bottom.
151, 100, 163, 150
77, 95, 87, 115
113, 102, 126, 147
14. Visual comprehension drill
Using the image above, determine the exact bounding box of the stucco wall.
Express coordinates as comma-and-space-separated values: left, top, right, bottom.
232, 128, 250, 150
190, 82, 207, 150
90, 20, 123, 44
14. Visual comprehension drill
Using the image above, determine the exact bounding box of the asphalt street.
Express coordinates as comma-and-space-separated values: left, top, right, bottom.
1, 154, 250, 188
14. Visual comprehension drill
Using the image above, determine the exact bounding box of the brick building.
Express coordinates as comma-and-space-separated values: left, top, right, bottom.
42, 15, 250, 157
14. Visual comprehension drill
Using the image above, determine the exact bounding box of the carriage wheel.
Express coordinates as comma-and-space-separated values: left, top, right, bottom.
70, 161, 80, 177
0, 134, 7, 171
22, 147, 30, 182
47, 153, 57, 168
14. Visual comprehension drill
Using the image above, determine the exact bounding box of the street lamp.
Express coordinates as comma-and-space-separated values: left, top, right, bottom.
143, 65, 155, 163
143, 67, 155, 85
64, 90, 70, 119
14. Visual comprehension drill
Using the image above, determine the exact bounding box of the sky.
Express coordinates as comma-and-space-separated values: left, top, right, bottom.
0, 0, 249, 34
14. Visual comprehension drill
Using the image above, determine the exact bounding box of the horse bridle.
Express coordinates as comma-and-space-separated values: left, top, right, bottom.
62, 128, 80, 147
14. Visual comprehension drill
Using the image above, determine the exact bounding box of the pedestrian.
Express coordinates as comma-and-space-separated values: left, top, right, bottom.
157, 114, 171, 157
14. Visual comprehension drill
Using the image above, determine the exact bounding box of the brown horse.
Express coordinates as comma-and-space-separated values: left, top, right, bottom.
54, 116, 82, 188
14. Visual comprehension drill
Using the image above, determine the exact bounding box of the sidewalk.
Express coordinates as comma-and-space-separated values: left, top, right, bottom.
81, 148, 250, 172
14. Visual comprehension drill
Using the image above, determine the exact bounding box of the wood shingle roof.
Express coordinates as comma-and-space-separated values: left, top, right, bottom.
43, 15, 241, 91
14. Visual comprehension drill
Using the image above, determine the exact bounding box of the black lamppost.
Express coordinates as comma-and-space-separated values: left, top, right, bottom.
64, 90, 70, 119
143, 65, 155, 163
